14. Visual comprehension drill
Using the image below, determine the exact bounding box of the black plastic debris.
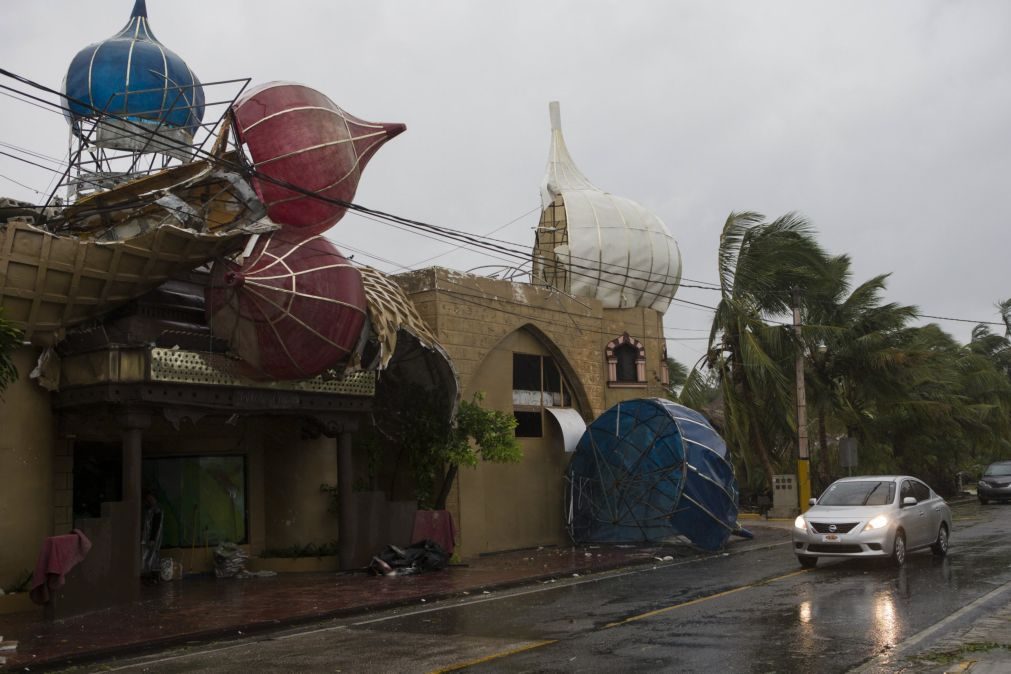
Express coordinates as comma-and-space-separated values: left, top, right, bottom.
369, 539, 449, 576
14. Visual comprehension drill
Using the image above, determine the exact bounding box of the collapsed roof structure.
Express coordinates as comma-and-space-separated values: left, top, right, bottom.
0, 0, 456, 405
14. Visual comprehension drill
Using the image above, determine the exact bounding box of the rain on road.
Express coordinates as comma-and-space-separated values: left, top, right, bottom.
94, 502, 1011, 673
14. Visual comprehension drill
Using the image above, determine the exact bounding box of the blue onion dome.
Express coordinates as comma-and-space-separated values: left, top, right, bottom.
62, 0, 205, 149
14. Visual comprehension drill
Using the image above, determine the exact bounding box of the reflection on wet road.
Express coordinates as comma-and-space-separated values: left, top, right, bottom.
101, 502, 1011, 673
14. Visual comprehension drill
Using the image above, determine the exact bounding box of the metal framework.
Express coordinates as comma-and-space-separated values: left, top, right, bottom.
56, 77, 251, 204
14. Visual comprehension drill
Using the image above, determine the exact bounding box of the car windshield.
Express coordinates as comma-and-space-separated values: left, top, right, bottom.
818, 481, 895, 506
984, 463, 1011, 477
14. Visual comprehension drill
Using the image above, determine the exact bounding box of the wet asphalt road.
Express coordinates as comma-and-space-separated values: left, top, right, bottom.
91, 501, 1011, 673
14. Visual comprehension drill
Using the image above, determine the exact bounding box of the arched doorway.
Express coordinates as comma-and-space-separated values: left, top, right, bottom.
455, 326, 587, 555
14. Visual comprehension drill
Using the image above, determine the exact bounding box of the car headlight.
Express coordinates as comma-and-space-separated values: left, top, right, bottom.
794, 515, 807, 530
863, 514, 889, 531
979, 480, 987, 488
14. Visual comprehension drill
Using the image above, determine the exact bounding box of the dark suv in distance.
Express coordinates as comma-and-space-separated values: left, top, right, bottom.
978, 461, 1011, 504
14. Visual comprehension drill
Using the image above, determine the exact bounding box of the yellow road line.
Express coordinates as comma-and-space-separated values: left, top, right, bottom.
431, 640, 557, 673
604, 569, 810, 628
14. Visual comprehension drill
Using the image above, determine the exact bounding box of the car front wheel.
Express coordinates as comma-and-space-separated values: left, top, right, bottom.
931, 524, 949, 557
891, 530, 906, 567
798, 555, 818, 569
979, 497, 989, 505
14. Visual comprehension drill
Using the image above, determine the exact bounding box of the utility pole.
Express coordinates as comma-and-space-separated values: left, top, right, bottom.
792, 287, 811, 512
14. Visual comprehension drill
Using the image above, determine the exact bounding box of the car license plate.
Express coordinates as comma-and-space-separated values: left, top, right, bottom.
822, 534, 839, 542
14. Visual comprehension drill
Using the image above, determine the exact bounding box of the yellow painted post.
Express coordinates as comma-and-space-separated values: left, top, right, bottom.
798, 459, 811, 512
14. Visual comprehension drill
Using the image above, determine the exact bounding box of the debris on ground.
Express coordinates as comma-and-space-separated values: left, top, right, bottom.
0, 637, 18, 665
369, 539, 450, 577
213, 543, 248, 578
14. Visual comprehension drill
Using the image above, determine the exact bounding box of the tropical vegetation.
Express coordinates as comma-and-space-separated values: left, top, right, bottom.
373, 384, 521, 510
681, 211, 1011, 498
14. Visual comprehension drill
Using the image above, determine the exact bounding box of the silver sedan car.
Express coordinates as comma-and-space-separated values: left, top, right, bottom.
793, 476, 952, 568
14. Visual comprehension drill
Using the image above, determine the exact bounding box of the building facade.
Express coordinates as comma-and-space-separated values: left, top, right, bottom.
397, 267, 671, 557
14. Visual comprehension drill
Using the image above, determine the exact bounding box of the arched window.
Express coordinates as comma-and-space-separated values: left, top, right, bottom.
614, 344, 639, 382
605, 332, 646, 386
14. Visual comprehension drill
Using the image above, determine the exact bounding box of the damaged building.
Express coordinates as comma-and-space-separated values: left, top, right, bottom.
0, 1, 682, 615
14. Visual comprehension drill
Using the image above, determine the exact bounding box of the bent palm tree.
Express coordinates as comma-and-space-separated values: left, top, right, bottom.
693, 212, 832, 491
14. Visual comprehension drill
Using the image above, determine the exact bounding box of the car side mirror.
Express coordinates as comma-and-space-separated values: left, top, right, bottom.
808, 498, 817, 506
902, 496, 917, 507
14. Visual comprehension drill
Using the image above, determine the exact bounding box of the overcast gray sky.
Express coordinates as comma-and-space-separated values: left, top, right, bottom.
2, 1, 1008, 367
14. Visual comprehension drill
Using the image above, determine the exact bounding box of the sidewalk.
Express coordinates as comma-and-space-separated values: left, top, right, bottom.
0, 522, 790, 672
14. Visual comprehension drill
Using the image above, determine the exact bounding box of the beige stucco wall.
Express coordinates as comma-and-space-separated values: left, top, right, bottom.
397, 268, 672, 558
458, 329, 572, 553
261, 419, 339, 551
0, 346, 58, 589
0, 359, 342, 577
600, 306, 669, 410
399, 268, 607, 418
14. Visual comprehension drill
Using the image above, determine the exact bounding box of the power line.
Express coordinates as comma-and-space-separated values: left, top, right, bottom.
1, 69, 1006, 333
0, 173, 43, 195
915, 313, 1005, 328
0, 69, 689, 297
391, 205, 541, 272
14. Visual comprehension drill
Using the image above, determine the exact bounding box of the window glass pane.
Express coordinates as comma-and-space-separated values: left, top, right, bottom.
615, 344, 638, 382
514, 411, 543, 437
543, 356, 561, 393
143, 456, 247, 548
819, 480, 894, 506
513, 353, 542, 391
984, 463, 1011, 477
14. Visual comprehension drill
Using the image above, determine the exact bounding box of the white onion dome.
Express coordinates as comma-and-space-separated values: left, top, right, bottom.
62, 0, 205, 149
532, 102, 681, 313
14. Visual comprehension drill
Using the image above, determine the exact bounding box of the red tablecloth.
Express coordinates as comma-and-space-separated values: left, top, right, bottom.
30, 530, 92, 604
412, 510, 456, 554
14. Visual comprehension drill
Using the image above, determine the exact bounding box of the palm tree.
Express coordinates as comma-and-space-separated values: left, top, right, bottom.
688, 212, 832, 492
801, 256, 918, 485
827, 323, 1010, 492
665, 357, 689, 390
999, 298, 1011, 337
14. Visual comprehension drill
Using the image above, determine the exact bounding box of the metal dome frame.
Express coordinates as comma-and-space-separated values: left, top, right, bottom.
56, 1, 248, 203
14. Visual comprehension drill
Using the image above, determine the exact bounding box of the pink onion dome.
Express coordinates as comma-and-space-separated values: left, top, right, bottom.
230, 82, 405, 236
206, 230, 367, 380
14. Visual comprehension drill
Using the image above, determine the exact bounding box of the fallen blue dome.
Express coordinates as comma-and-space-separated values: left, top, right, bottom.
566, 398, 739, 551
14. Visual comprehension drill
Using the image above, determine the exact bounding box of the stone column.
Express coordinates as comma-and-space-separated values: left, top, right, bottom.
120, 410, 151, 579
313, 414, 359, 571
337, 429, 355, 570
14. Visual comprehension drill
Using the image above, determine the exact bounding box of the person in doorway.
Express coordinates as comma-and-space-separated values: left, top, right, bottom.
140, 489, 164, 578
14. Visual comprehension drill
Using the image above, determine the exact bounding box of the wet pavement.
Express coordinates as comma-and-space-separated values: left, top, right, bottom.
3, 508, 1009, 673
0, 530, 771, 671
